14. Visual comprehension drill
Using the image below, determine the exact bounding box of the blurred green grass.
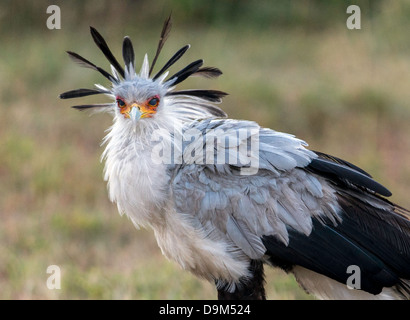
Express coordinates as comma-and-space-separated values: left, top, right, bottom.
1, 0, 410, 299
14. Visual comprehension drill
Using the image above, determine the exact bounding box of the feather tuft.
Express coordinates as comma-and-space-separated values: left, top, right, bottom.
67, 51, 117, 83
122, 36, 135, 78
166, 59, 203, 86
59, 88, 110, 99
193, 66, 223, 79
90, 26, 125, 78
153, 44, 190, 80
71, 103, 113, 111
149, 15, 172, 76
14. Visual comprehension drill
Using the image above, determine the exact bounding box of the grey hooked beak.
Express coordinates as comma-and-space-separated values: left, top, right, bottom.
129, 105, 142, 125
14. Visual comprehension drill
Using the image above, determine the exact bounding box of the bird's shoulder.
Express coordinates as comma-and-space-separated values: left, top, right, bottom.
177, 117, 317, 173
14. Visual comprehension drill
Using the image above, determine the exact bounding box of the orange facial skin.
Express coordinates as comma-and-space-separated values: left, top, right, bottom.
117, 95, 160, 119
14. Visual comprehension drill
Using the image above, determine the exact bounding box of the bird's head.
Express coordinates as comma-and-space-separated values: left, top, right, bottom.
60, 16, 228, 129
111, 76, 166, 126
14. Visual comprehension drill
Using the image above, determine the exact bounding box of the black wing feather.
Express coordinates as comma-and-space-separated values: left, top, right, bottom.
307, 157, 392, 197
263, 218, 401, 295
336, 192, 410, 277
312, 150, 372, 178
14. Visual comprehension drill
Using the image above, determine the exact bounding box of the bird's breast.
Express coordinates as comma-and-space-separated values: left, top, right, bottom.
103, 138, 171, 228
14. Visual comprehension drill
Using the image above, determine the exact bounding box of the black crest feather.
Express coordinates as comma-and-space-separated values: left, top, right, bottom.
193, 67, 223, 79
67, 51, 117, 83
153, 44, 190, 81
90, 26, 125, 79
149, 15, 172, 76
122, 36, 135, 73
71, 103, 113, 111
62, 19, 228, 114
166, 59, 204, 86
167, 89, 228, 103
59, 88, 109, 99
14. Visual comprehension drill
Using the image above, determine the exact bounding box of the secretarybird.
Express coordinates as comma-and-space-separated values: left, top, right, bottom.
60, 17, 410, 300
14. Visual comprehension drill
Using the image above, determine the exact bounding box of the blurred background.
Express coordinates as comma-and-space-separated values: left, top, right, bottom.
1, 0, 410, 299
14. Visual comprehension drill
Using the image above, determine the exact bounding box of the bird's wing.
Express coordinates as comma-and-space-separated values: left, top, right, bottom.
169, 118, 336, 257
169, 118, 410, 297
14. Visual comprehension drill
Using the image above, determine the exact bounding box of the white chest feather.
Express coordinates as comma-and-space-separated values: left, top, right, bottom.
102, 122, 249, 287
102, 125, 170, 228
103, 137, 248, 286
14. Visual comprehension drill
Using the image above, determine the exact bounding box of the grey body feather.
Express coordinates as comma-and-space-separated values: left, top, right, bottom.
170, 118, 339, 259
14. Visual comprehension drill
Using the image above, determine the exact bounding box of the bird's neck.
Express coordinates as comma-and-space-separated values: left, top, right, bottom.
101, 118, 178, 228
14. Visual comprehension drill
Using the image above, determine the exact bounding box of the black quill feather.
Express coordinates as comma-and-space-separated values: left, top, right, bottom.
166, 59, 203, 86
153, 44, 190, 80
122, 36, 135, 73
59, 88, 110, 99
312, 150, 372, 178
67, 51, 117, 83
71, 103, 113, 111
193, 67, 223, 79
307, 157, 392, 197
149, 15, 172, 76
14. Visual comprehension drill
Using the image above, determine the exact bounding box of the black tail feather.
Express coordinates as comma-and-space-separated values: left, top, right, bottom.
166, 89, 228, 103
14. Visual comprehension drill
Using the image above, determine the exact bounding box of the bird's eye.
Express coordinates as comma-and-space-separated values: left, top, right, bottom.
148, 97, 159, 107
117, 98, 126, 108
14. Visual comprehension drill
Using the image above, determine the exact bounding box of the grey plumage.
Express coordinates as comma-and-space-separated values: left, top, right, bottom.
61, 17, 410, 300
